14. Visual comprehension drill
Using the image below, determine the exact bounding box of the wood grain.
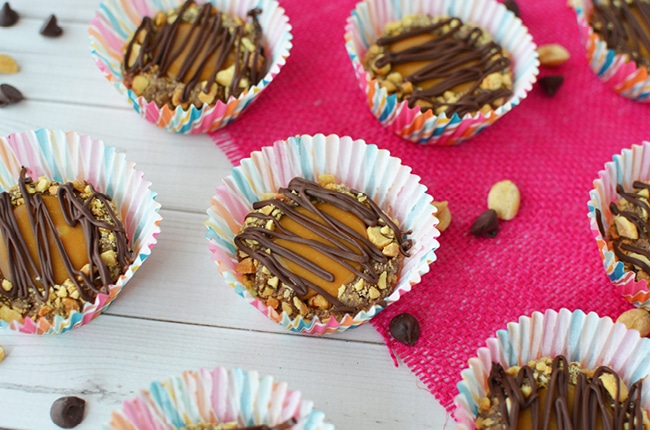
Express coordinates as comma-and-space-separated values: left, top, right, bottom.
0, 0, 450, 428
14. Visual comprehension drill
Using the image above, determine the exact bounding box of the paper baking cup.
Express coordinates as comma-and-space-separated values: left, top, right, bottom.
205, 134, 439, 335
588, 141, 650, 309
89, 0, 292, 134
573, 0, 650, 102
453, 308, 650, 428
106, 367, 333, 429
0, 129, 161, 335
345, 0, 539, 146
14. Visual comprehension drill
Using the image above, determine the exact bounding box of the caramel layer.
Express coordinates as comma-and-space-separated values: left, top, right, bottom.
274, 203, 366, 299
0, 195, 88, 286
0, 168, 132, 303
235, 178, 411, 309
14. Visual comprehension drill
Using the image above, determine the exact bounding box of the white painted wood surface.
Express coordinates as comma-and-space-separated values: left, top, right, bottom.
0, 1, 451, 428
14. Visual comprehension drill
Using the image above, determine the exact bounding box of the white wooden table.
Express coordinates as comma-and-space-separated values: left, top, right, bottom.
0, 1, 451, 428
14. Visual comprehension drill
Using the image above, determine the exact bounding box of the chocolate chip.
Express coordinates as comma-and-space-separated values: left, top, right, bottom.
471, 209, 499, 238
389, 313, 420, 346
503, 0, 520, 17
40, 14, 63, 37
0, 2, 18, 27
0, 83, 23, 106
539, 75, 564, 97
50, 396, 85, 428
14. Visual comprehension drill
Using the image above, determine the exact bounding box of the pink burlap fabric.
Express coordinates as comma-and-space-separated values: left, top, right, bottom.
210, 0, 650, 412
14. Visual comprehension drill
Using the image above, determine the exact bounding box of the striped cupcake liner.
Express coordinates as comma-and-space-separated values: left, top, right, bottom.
589, 141, 650, 308
0, 129, 161, 335
344, 0, 539, 146
89, 0, 292, 134
106, 367, 333, 429
454, 308, 650, 428
573, 0, 650, 102
205, 134, 439, 335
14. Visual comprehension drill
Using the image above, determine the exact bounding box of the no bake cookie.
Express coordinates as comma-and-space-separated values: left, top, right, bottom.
600, 181, 650, 282
363, 14, 514, 117
476, 355, 650, 429
234, 176, 412, 322
122, 0, 267, 109
590, 0, 650, 69
0, 168, 132, 323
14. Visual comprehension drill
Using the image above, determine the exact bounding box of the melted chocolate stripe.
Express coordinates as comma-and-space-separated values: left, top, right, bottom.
484, 356, 646, 429
262, 198, 371, 258
235, 177, 409, 307
0, 193, 45, 299
373, 17, 512, 116
592, 0, 650, 67
615, 243, 650, 274
0, 168, 132, 303
124, 0, 266, 104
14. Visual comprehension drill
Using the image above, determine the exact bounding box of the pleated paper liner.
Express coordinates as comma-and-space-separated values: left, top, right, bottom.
344, 0, 539, 145
89, 0, 293, 134
106, 366, 333, 429
573, 0, 650, 102
0, 129, 161, 334
205, 134, 439, 335
454, 308, 650, 429
589, 141, 650, 308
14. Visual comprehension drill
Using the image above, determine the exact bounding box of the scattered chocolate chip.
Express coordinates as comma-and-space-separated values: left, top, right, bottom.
0, 2, 18, 27
50, 396, 85, 429
389, 313, 421, 346
0, 83, 23, 106
539, 75, 564, 97
503, 0, 519, 16
0, 84, 24, 107
40, 14, 63, 37
503, 0, 520, 17
471, 209, 499, 238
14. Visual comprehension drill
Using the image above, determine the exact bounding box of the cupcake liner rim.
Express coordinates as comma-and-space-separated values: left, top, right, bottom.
0, 129, 162, 335
205, 134, 439, 335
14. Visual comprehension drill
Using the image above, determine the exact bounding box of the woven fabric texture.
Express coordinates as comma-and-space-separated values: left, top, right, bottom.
210, 0, 650, 412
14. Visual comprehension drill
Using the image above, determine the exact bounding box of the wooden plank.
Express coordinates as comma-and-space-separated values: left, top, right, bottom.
0, 102, 234, 214
0, 315, 449, 429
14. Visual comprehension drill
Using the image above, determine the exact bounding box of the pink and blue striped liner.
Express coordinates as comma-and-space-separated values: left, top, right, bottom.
454, 308, 650, 428
573, 0, 650, 102
589, 141, 650, 309
106, 367, 333, 429
0, 129, 162, 335
89, 0, 293, 134
345, 0, 539, 146
205, 134, 440, 335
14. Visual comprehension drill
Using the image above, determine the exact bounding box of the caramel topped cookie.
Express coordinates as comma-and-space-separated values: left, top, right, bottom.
123, 0, 267, 109
234, 176, 412, 322
591, 0, 650, 69
363, 15, 513, 117
477, 356, 649, 429
600, 181, 650, 282
0, 168, 132, 323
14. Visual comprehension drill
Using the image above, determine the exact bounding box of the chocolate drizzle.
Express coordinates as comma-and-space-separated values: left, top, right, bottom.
234, 178, 411, 310
609, 182, 650, 276
0, 168, 132, 303
591, 0, 650, 68
123, 0, 266, 103
485, 356, 646, 429
235, 418, 297, 430
374, 17, 513, 117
